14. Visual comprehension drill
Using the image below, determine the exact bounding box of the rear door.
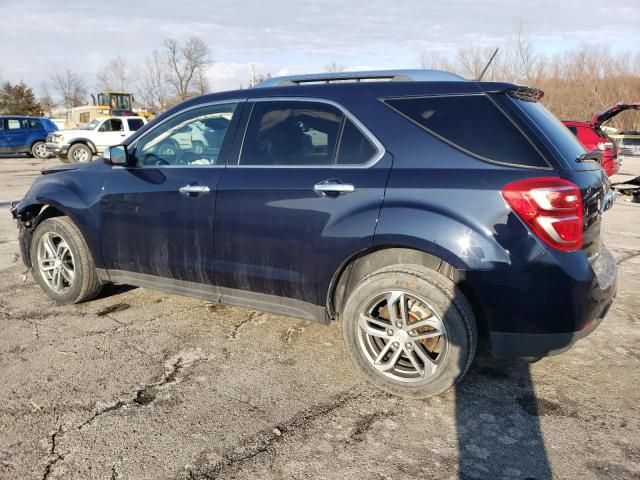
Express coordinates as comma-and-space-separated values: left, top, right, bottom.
3, 118, 30, 153
100, 101, 243, 284
214, 99, 391, 307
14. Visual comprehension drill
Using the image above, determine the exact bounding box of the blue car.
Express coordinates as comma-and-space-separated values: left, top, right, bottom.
10, 70, 617, 398
0, 116, 58, 158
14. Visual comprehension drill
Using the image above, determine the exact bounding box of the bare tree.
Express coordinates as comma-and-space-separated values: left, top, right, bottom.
164, 37, 212, 100
324, 62, 345, 73
97, 56, 132, 92
137, 50, 170, 112
50, 68, 87, 110
39, 82, 56, 117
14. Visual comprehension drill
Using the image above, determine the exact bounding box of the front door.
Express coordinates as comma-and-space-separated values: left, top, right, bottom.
214, 99, 391, 307
96, 118, 128, 151
100, 101, 243, 284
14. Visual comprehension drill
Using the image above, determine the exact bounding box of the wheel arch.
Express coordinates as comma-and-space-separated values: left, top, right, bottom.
327, 246, 489, 337
69, 138, 97, 154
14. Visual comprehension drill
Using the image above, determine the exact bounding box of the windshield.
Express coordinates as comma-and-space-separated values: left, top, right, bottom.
97, 93, 132, 110
82, 119, 101, 130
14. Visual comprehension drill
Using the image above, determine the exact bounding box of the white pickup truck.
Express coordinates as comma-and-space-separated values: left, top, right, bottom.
45, 116, 147, 162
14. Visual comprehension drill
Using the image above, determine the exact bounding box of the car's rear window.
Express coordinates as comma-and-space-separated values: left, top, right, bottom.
385, 94, 548, 168
510, 98, 591, 170
127, 118, 145, 131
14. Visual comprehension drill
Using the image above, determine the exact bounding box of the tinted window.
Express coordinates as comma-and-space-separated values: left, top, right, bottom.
386, 95, 546, 167
127, 118, 145, 131
240, 101, 342, 166
135, 103, 237, 166
511, 99, 586, 169
337, 119, 377, 164
100, 119, 124, 132
567, 125, 578, 136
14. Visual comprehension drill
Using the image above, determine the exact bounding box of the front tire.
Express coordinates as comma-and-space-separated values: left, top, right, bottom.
68, 143, 92, 163
342, 264, 477, 398
30, 217, 103, 304
31, 141, 48, 159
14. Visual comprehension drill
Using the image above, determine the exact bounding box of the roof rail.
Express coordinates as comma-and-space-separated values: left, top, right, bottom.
254, 69, 466, 88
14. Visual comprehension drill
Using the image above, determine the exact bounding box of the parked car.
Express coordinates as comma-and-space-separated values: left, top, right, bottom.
563, 102, 640, 176
0, 116, 58, 158
11, 70, 617, 398
45, 116, 146, 162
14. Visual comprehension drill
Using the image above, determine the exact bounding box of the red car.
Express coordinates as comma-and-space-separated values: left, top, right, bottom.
564, 102, 640, 176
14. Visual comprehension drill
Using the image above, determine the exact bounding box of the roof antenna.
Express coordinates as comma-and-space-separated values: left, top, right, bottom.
477, 48, 499, 81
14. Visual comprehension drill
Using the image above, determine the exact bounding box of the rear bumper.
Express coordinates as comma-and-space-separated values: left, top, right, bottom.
467, 246, 617, 359
490, 299, 612, 358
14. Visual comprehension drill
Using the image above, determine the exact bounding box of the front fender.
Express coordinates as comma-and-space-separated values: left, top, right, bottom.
14, 164, 108, 268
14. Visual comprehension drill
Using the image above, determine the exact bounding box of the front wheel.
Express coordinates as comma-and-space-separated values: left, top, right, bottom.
68, 143, 92, 163
31, 141, 48, 159
30, 217, 103, 304
342, 264, 477, 398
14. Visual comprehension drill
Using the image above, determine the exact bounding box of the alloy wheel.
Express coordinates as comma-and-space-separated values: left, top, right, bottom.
37, 232, 75, 294
357, 290, 448, 382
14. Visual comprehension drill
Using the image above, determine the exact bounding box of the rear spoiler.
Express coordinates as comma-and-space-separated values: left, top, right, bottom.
505, 86, 544, 102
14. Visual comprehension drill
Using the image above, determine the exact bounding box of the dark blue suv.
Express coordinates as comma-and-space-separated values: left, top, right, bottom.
10, 70, 617, 398
0, 116, 58, 158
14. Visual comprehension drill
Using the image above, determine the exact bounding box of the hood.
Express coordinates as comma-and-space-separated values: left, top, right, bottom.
41, 162, 93, 175
54, 128, 90, 136
591, 102, 640, 127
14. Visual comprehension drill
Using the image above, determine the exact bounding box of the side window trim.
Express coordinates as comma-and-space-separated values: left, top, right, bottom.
230, 97, 385, 169
128, 99, 246, 169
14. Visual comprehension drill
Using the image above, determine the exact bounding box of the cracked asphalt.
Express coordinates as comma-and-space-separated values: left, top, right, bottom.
1, 155, 639, 480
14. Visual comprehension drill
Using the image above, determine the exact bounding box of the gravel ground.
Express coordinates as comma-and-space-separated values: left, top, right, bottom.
1, 155, 639, 480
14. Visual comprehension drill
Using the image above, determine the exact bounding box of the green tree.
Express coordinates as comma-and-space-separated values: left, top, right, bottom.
0, 81, 43, 116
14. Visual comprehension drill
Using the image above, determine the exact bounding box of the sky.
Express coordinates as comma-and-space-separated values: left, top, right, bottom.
0, 0, 639, 95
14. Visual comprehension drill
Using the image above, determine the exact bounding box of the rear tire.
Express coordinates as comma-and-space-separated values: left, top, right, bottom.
31, 141, 48, 159
30, 217, 103, 304
341, 264, 477, 398
68, 143, 92, 163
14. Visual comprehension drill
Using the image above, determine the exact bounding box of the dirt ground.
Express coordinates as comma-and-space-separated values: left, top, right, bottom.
1, 155, 639, 480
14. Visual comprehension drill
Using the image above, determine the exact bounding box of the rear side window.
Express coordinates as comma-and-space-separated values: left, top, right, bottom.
127, 118, 144, 131
240, 100, 379, 166
386, 95, 547, 168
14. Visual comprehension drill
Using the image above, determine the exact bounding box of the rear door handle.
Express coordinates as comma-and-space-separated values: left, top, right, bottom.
314, 180, 355, 196
179, 184, 210, 196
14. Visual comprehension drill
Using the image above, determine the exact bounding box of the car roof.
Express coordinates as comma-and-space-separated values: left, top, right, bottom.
0, 115, 45, 119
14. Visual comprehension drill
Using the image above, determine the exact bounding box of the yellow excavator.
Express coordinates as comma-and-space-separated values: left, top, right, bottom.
67, 91, 154, 127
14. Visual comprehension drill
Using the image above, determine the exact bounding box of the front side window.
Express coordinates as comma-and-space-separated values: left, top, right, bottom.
134, 103, 237, 167
100, 119, 124, 132
239, 100, 378, 166
386, 94, 547, 168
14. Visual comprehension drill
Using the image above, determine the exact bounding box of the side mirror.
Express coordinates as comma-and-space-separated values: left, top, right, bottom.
105, 145, 129, 166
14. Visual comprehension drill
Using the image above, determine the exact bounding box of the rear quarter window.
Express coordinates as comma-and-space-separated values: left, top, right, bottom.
127, 118, 145, 131
385, 95, 548, 168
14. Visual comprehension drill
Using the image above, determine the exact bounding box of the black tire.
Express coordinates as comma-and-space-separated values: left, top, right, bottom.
31, 141, 48, 159
341, 264, 477, 398
30, 217, 103, 304
68, 143, 92, 163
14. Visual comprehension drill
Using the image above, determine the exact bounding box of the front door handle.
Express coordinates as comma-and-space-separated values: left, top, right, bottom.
179, 184, 210, 196
313, 180, 355, 196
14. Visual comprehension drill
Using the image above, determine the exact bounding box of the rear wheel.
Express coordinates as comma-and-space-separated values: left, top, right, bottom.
68, 143, 92, 163
30, 217, 102, 304
342, 264, 477, 398
31, 141, 48, 159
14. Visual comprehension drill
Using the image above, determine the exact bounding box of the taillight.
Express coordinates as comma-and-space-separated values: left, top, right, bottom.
502, 177, 583, 251
597, 141, 613, 151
